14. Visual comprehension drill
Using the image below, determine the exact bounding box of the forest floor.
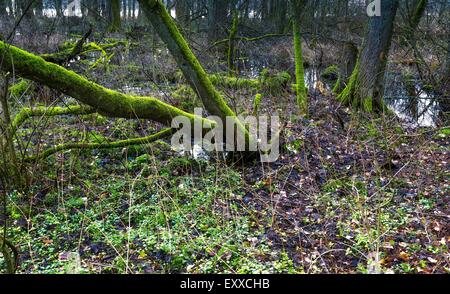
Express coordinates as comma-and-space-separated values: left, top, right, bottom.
4, 83, 449, 274
0, 32, 448, 274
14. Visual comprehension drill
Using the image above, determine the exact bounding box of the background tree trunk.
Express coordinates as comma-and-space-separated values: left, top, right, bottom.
338, 0, 399, 112
110, 0, 122, 32
175, 0, 190, 27
207, 0, 228, 43
291, 0, 308, 115
342, 42, 358, 81
0, 76, 24, 189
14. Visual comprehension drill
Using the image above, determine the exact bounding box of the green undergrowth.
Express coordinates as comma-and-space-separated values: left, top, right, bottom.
321, 65, 342, 94
2, 113, 300, 273
172, 84, 203, 112
208, 69, 291, 96
259, 69, 291, 96
9, 79, 34, 98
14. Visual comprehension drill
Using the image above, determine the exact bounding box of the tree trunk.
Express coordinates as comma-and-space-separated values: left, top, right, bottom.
227, 10, 239, 76
34, 0, 43, 17
0, 41, 206, 127
87, 0, 100, 21
0, 0, 7, 16
207, 0, 228, 43
0, 76, 25, 189
338, 0, 399, 112
110, 0, 122, 31
55, 0, 63, 17
439, 20, 450, 124
342, 42, 358, 80
291, 0, 308, 115
175, 0, 190, 27
137, 0, 240, 122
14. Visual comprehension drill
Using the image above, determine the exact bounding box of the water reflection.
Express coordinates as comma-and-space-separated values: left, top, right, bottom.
384, 72, 439, 127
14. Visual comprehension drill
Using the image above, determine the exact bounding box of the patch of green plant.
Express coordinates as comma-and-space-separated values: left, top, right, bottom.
434, 127, 450, 139
172, 85, 201, 112
260, 69, 291, 96
9, 79, 33, 98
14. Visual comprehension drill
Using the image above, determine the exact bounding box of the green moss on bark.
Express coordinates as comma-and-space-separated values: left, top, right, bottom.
209, 74, 260, 90
27, 128, 175, 162
138, 0, 253, 145
293, 19, 307, 115
337, 59, 360, 106
0, 41, 211, 128
228, 11, 239, 76
12, 105, 95, 134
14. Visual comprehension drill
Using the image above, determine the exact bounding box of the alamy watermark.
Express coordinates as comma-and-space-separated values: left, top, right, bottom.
367, 0, 381, 17
171, 108, 280, 163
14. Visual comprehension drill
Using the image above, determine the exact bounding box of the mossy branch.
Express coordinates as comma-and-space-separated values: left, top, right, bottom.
138, 0, 252, 144
0, 41, 212, 128
41, 28, 93, 64
26, 128, 175, 162
12, 105, 96, 133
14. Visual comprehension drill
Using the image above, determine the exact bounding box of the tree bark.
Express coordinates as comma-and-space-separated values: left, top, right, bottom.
342, 42, 358, 81
291, 0, 308, 115
0, 0, 7, 16
137, 0, 241, 122
54, 0, 63, 17
0, 75, 24, 188
175, 0, 190, 27
338, 0, 399, 112
227, 10, 239, 76
207, 0, 228, 43
0, 41, 207, 127
110, 0, 122, 32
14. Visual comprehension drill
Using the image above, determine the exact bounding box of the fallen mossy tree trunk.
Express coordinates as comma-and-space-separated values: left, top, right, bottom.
26, 128, 175, 162
0, 41, 209, 127
11, 105, 96, 135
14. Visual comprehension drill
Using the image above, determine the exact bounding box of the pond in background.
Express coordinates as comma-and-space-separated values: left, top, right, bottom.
383, 72, 440, 127
238, 55, 443, 127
